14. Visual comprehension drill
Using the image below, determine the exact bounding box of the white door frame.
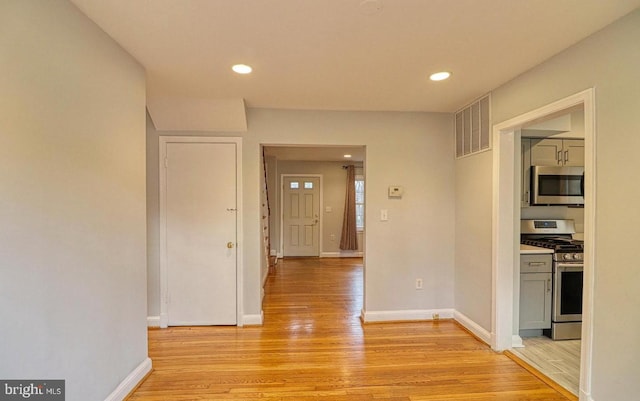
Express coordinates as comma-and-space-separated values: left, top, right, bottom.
159, 136, 243, 328
279, 174, 323, 257
491, 88, 595, 399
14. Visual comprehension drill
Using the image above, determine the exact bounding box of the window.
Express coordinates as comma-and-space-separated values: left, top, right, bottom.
289, 181, 299, 189
355, 177, 364, 230
304, 181, 313, 189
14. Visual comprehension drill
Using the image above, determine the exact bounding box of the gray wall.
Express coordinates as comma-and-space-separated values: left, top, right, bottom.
454, 150, 493, 330
455, 8, 640, 400
0, 1, 148, 400
146, 109, 455, 320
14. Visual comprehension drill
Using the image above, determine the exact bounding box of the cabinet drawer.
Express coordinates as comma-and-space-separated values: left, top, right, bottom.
520, 254, 552, 273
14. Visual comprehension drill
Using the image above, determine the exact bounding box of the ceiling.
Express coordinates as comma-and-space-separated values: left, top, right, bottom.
71, 0, 640, 127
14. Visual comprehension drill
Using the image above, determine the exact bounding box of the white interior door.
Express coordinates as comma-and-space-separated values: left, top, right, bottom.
283, 176, 320, 257
164, 141, 237, 325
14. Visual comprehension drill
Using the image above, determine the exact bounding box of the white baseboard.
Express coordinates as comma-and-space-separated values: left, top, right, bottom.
104, 357, 152, 401
453, 311, 492, 345
243, 311, 264, 326
362, 308, 454, 323
147, 316, 160, 328
320, 251, 363, 258
580, 390, 593, 401
511, 334, 524, 348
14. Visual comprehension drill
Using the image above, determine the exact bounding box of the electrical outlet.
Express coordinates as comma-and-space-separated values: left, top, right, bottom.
415, 278, 423, 289
330, 234, 336, 242
433, 313, 440, 320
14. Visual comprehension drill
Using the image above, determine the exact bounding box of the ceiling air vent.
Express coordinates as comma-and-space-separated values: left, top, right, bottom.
455, 94, 491, 158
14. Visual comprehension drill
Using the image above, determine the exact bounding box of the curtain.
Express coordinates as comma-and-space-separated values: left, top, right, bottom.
340, 165, 358, 250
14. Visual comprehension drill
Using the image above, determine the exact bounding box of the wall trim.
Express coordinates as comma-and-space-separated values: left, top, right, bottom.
320, 251, 363, 258
492, 88, 595, 397
511, 335, 524, 348
147, 316, 160, 328
243, 311, 264, 326
361, 308, 454, 323
580, 390, 593, 401
103, 357, 152, 401
159, 313, 168, 328
453, 311, 492, 345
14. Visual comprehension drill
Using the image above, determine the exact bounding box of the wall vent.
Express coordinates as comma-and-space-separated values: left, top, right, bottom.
455, 94, 491, 158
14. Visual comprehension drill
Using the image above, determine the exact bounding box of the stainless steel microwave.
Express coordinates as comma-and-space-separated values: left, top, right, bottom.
531, 166, 584, 206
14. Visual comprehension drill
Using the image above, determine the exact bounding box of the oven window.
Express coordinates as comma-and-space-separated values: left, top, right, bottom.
560, 270, 583, 315
539, 175, 582, 196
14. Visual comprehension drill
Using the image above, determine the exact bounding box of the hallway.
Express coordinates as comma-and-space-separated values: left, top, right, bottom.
129, 258, 572, 400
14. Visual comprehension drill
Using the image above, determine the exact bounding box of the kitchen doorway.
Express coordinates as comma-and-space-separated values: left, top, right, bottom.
491, 89, 595, 398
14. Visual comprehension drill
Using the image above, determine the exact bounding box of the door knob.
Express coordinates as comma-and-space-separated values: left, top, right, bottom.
227, 242, 235, 249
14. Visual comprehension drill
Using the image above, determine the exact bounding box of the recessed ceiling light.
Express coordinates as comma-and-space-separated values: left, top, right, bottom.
344, 154, 352, 158
430, 71, 451, 81
232, 64, 252, 74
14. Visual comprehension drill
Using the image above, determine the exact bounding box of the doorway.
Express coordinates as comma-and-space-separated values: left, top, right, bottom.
262, 144, 365, 318
159, 136, 243, 327
492, 89, 595, 398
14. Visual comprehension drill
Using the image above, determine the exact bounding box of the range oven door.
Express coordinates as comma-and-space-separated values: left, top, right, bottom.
552, 263, 584, 322
532, 166, 585, 205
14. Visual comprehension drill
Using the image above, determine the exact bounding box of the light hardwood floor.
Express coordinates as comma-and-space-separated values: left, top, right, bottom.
129, 257, 573, 400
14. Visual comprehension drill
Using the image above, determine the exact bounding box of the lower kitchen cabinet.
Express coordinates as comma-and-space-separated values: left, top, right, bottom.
520, 255, 552, 330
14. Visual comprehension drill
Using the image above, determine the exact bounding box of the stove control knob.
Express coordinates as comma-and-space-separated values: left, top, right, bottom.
563, 254, 572, 260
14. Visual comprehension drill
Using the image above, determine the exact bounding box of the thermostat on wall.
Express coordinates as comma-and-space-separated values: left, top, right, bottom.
388, 186, 404, 198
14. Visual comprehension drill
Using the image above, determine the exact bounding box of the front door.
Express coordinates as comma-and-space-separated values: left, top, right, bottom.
162, 139, 238, 326
283, 176, 320, 257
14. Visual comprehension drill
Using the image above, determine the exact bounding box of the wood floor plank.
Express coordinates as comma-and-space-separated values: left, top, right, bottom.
128, 257, 572, 400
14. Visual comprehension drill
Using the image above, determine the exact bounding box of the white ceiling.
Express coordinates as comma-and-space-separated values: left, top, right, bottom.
71, 0, 640, 121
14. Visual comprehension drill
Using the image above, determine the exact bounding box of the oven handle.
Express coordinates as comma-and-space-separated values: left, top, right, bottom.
555, 263, 584, 271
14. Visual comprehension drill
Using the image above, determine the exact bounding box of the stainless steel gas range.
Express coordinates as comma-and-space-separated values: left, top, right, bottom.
521, 219, 584, 340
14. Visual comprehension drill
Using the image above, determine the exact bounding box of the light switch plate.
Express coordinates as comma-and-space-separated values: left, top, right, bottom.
380, 209, 388, 221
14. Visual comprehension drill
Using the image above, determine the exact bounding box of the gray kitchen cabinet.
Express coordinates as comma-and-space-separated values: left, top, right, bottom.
520, 254, 552, 330
530, 138, 584, 167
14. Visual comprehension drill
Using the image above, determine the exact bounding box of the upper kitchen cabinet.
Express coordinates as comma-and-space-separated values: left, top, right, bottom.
530, 138, 584, 167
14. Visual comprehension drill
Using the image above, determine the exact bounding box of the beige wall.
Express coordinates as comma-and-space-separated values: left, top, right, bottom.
455, 8, 640, 400
0, 1, 148, 400
147, 109, 455, 319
